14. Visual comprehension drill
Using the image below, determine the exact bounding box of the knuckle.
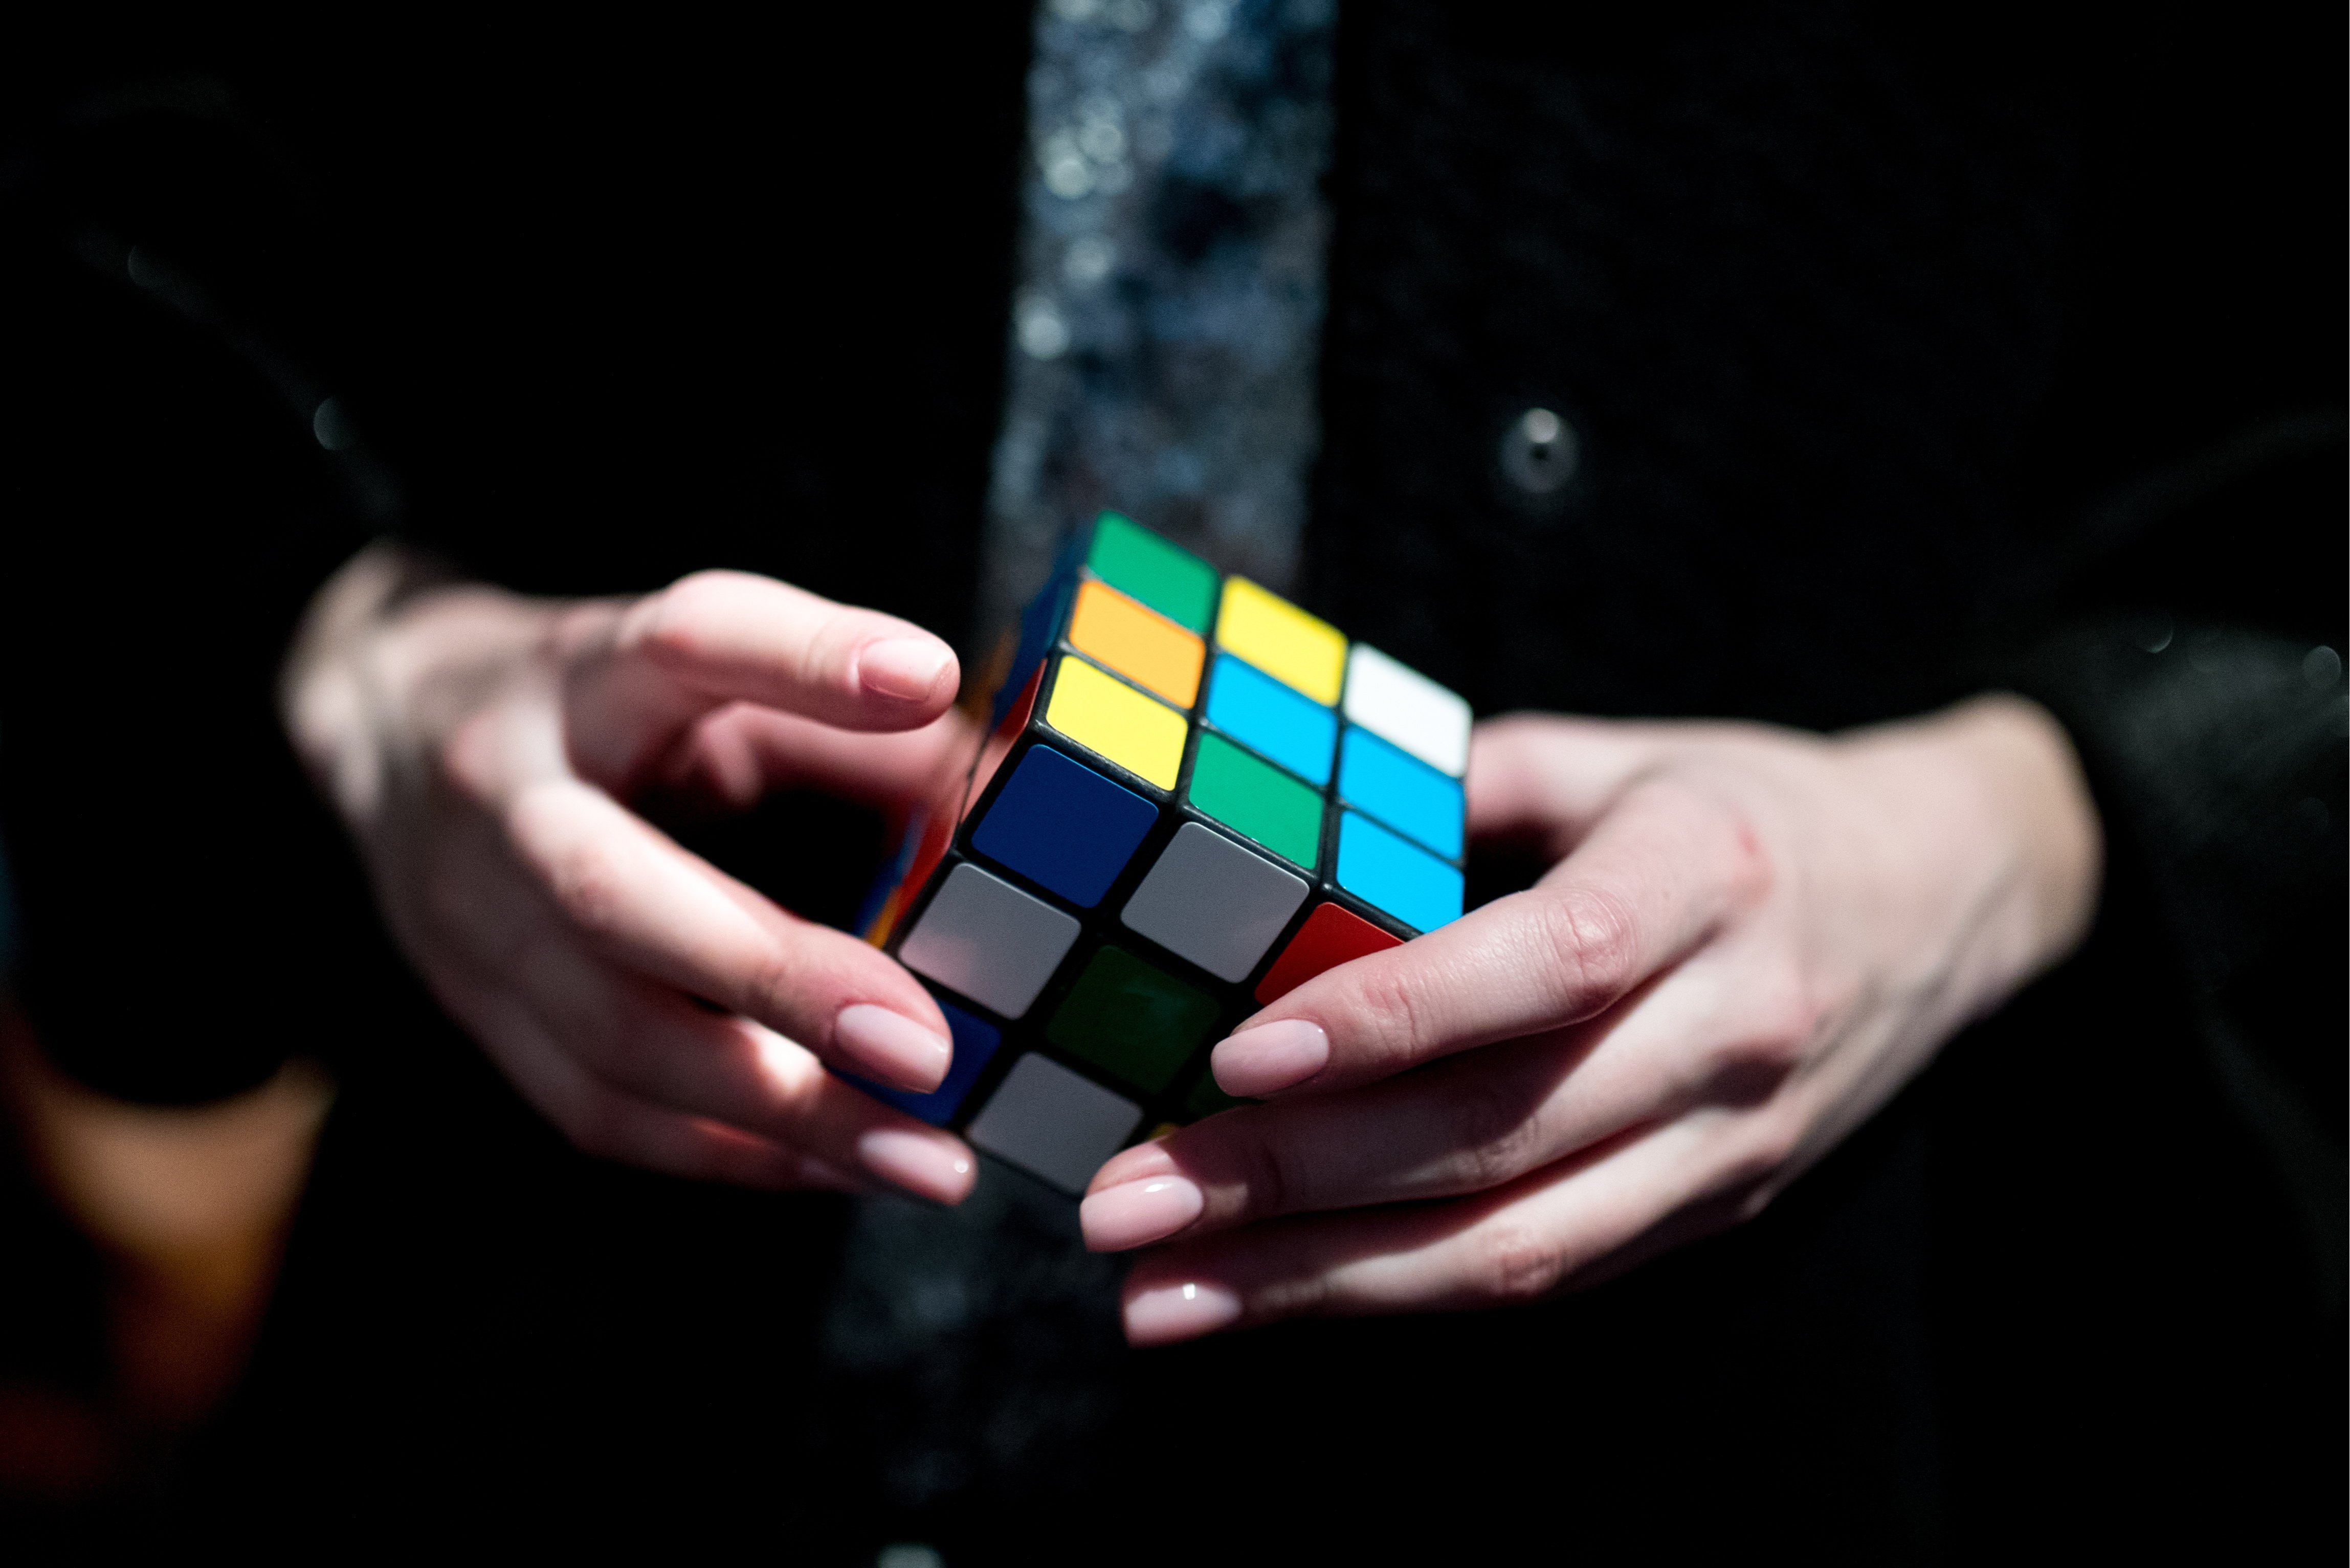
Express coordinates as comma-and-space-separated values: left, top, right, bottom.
540, 835, 631, 938
1344, 960, 1435, 1075
1479, 1220, 1569, 1305
803, 606, 861, 686
1532, 883, 1642, 1010
1698, 979, 1818, 1103
739, 949, 807, 1031
1446, 1074, 1546, 1191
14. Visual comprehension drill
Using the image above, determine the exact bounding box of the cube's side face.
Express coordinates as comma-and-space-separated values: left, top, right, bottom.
856, 513, 1473, 1192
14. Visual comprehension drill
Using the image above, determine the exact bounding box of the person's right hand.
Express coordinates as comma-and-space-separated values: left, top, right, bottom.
279, 544, 980, 1202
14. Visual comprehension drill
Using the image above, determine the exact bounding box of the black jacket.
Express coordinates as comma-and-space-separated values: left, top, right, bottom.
0, 5, 2338, 1555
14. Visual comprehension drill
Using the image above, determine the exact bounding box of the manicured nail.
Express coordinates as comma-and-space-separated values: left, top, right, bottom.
855, 1128, 976, 1204
1212, 1019, 1329, 1097
857, 637, 952, 702
1080, 1175, 1204, 1252
835, 1004, 951, 1092
1124, 1279, 1243, 1346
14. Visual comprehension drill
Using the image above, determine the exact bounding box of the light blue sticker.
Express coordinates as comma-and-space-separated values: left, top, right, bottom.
1203, 652, 1336, 786
1338, 726, 1465, 860
1336, 811, 1464, 933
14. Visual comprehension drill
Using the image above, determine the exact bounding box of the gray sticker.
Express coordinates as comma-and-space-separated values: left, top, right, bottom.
900, 863, 1081, 1020
1120, 821, 1309, 982
967, 1054, 1142, 1194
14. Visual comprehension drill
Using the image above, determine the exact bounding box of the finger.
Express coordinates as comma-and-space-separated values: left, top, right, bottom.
1083, 942, 1809, 1249
439, 974, 862, 1192
566, 572, 961, 783
653, 703, 978, 813
1115, 1105, 1792, 1345
1211, 773, 1770, 1099
502, 930, 977, 1203
496, 775, 959, 1094
1464, 714, 1661, 848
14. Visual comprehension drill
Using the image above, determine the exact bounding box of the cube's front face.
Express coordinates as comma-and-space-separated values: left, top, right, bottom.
856, 514, 1472, 1193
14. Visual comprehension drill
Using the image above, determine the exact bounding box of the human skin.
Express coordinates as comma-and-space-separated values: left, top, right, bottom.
280, 545, 981, 1203
1078, 699, 2102, 1344
283, 549, 2099, 1323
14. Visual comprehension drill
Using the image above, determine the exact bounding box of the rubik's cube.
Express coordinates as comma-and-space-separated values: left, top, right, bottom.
854, 513, 1471, 1193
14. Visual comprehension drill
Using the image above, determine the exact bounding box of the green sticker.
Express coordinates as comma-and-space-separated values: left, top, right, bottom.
1187, 731, 1323, 869
1086, 512, 1218, 634
1046, 944, 1221, 1094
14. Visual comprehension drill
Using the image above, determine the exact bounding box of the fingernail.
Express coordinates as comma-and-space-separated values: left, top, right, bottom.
1080, 1175, 1204, 1252
835, 1003, 951, 1092
857, 637, 952, 702
1124, 1279, 1243, 1346
1212, 1018, 1329, 1097
856, 1128, 976, 1204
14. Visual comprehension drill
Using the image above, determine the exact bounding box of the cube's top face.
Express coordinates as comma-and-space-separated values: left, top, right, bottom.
1006, 513, 1472, 931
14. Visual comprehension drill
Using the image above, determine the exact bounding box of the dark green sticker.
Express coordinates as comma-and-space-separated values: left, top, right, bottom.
1086, 512, 1218, 634
1046, 944, 1221, 1094
1187, 731, 1323, 869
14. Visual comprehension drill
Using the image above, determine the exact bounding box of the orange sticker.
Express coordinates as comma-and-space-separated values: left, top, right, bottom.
1067, 579, 1206, 708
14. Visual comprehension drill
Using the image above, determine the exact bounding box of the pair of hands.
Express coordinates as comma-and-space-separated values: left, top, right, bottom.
286, 552, 2100, 1345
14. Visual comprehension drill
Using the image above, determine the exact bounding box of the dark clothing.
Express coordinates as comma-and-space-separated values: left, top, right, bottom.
0, 6, 2339, 1557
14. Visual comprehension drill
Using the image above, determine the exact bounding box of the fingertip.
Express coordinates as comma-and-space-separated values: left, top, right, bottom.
854, 636, 959, 708
1080, 1173, 1205, 1252
855, 1126, 978, 1205
617, 571, 962, 730
833, 1003, 952, 1093
1122, 1277, 1243, 1346
1087, 1138, 1178, 1196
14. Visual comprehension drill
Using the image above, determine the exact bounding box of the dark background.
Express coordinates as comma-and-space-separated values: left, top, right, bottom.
0, 5, 2340, 1559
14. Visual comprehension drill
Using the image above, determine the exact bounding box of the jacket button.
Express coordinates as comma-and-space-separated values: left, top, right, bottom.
1499, 406, 1578, 496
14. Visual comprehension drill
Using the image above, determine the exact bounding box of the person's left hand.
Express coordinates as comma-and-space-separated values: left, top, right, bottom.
1078, 696, 2101, 1344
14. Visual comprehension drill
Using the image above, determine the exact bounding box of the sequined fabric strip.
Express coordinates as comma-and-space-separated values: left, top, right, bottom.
980, 0, 1339, 639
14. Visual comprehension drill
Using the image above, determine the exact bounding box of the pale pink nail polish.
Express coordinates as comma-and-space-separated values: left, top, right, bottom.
1124, 1280, 1243, 1346
857, 637, 952, 702
1080, 1175, 1205, 1252
836, 1003, 951, 1092
1212, 1018, 1329, 1097
856, 1128, 976, 1204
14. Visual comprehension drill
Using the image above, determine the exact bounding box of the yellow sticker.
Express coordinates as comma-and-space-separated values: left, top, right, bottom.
1215, 578, 1346, 706
1043, 656, 1187, 790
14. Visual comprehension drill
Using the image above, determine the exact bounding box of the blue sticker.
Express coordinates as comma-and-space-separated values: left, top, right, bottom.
853, 999, 1004, 1126
1338, 726, 1465, 860
1203, 653, 1337, 786
1336, 811, 1464, 934
972, 745, 1160, 907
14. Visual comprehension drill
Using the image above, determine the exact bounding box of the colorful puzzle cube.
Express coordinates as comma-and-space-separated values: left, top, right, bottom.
853, 512, 1471, 1193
